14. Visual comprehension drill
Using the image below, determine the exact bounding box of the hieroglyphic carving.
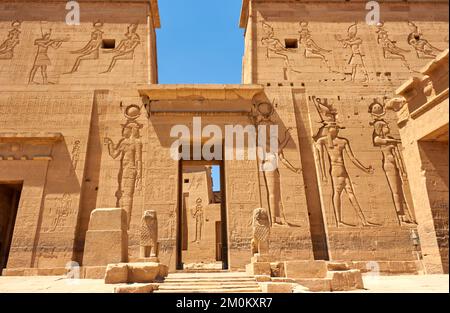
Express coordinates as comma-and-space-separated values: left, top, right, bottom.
375, 22, 411, 71
313, 98, 378, 227
407, 22, 443, 59
104, 104, 143, 227
251, 100, 301, 227
0, 21, 21, 60
335, 23, 369, 83
191, 198, 204, 243
251, 208, 270, 255
369, 99, 417, 226
70, 139, 81, 174
298, 22, 333, 72
101, 24, 140, 73
45, 194, 74, 232
28, 26, 68, 84
140, 210, 158, 258
66, 21, 103, 74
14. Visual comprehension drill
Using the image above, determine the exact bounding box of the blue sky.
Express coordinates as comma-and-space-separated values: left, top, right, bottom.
156, 0, 244, 84
157, 1, 244, 191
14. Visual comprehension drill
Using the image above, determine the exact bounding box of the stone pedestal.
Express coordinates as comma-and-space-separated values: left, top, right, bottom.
82, 208, 128, 266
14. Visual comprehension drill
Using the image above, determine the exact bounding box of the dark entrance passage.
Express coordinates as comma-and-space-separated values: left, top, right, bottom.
0, 183, 22, 274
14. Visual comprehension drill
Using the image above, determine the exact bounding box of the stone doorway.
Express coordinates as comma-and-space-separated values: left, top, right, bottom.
0, 183, 22, 274
177, 160, 228, 270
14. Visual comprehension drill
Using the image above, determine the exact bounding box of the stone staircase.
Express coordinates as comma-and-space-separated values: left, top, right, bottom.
154, 271, 262, 293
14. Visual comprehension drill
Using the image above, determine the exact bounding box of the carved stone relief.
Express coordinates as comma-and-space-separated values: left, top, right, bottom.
407, 22, 444, 59
101, 24, 140, 73
298, 21, 334, 72
28, 25, 68, 85
66, 21, 103, 74
335, 23, 369, 83
0, 21, 21, 60
250, 99, 301, 227
312, 97, 378, 227
368, 99, 417, 226
104, 104, 143, 228
45, 193, 75, 232
375, 22, 411, 71
191, 197, 204, 243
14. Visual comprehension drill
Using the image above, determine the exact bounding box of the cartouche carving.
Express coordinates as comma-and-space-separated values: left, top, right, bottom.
299, 22, 333, 72
375, 22, 411, 71
407, 22, 443, 59
29, 28, 67, 85
335, 23, 369, 83
0, 21, 21, 60
251, 208, 270, 256
101, 24, 140, 73
369, 100, 416, 225
104, 104, 143, 228
140, 210, 158, 258
67, 21, 103, 73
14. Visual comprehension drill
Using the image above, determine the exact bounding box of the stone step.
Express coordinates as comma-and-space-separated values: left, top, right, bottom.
159, 283, 260, 290
155, 288, 262, 293
163, 278, 257, 283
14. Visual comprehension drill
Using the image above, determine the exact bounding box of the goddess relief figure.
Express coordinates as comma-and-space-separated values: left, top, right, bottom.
251, 208, 270, 256
372, 120, 416, 225
104, 120, 143, 227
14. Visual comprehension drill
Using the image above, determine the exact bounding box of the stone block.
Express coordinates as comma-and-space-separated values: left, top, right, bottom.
105, 263, 128, 284
327, 262, 350, 271
259, 282, 295, 293
284, 260, 327, 279
254, 275, 272, 282
114, 283, 158, 293
295, 278, 332, 292
251, 254, 277, 263
88, 208, 128, 231
127, 262, 167, 283
82, 208, 128, 267
246, 262, 271, 276
328, 270, 364, 291
84, 266, 107, 279
270, 262, 285, 277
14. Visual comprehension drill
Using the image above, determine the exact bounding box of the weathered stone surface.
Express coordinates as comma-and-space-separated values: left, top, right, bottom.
254, 275, 272, 282
114, 283, 158, 294
295, 278, 332, 292
284, 260, 328, 279
327, 262, 350, 271
328, 270, 364, 291
82, 209, 128, 267
127, 262, 167, 283
259, 282, 295, 293
105, 264, 128, 284
84, 266, 107, 279
246, 262, 271, 276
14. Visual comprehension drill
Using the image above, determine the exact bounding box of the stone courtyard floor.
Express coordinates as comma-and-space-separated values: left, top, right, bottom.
0, 274, 448, 293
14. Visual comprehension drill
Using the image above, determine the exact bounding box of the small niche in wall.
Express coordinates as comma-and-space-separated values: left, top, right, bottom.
285, 39, 298, 49
102, 39, 116, 49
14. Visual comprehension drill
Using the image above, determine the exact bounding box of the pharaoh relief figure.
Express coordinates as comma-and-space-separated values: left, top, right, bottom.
298, 22, 333, 72
314, 118, 378, 228
375, 22, 412, 71
191, 197, 204, 243
101, 23, 140, 73
67, 21, 103, 74
369, 100, 416, 226
407, 22, 443, 59
251, 100, 301, 227
335, 23, 369, 83
0, 21, 21, 60
140, 210, 158, 259
251, 208, 270, 256
104, 104, 143, 227
28, 26, 68, 85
